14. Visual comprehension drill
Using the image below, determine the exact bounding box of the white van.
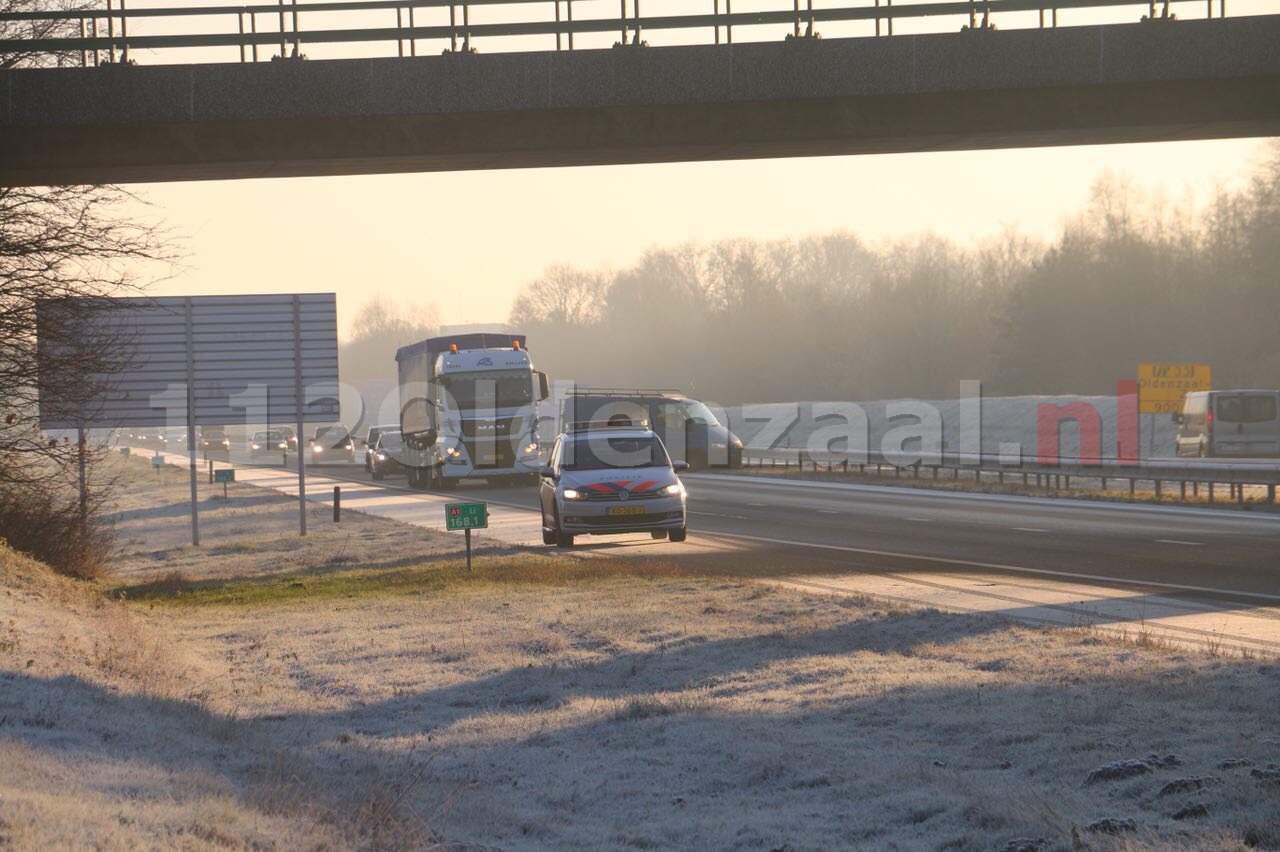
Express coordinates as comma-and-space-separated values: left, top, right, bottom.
1174, 390, 1280, 458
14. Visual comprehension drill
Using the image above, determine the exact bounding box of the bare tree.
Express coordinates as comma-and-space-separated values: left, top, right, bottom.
0, 184, 174, 575
340, 295, 440, 384
0, 1, 95, 69
510, 264, 606, 326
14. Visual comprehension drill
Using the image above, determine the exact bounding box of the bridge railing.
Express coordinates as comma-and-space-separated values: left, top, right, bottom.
738, 446, 1280, 504
0, 0, 1241, 67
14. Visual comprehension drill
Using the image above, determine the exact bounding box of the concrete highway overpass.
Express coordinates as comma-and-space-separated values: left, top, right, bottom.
2, 14, 1278, 186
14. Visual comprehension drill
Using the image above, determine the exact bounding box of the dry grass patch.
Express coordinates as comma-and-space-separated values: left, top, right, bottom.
112, 554, 692, 607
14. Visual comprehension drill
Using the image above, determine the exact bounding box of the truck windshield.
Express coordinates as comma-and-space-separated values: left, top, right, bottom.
562, 436, 669, 471
441, 370, 533, 409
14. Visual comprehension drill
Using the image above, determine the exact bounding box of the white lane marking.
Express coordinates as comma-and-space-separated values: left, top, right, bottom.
1155, 539, 1203, 546
747, 502, 769, 508
689, 510, 748, 520
904, 517, 932, 522
1012, 527, 1049, 533
818, 509, 841, 515
707, 531, 1280, 602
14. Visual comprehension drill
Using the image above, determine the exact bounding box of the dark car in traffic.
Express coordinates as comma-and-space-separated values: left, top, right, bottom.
362, 423, 400, 472
200, 429, 230, 454
311, 424, 356, 462
560, 389, 742, 469
370, 430, 407, 480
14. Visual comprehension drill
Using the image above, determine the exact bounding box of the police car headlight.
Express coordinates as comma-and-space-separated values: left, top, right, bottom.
446, 445, 462, 458
522, 441, 539, 455
562, 488, 583, 500
251, 443, 260, 450
660, 482, 684, 496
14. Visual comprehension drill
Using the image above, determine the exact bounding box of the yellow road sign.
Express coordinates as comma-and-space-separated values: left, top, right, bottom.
1137, 363, 1211, 414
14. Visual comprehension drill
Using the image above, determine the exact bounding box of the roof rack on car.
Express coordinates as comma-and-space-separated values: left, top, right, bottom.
565, 388, 685, 397
565, 419, 652, 432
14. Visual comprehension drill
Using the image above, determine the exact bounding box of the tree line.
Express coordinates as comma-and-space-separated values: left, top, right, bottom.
505, 147, 1280, 403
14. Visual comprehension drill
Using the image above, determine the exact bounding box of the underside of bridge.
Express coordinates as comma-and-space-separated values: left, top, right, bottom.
2, 15, 1278, 186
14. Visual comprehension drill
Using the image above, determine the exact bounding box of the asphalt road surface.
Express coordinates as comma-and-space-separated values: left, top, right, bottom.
267, 456, 1280, 603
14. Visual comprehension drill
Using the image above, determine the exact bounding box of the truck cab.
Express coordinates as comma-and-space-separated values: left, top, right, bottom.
396, 333, 550, 489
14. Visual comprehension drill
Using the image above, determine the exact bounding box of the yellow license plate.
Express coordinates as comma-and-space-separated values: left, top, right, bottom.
607, 506, 645, 516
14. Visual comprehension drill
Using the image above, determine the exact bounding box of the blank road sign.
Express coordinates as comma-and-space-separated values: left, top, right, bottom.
37, 294, 340, 429
1137, 363, 1212, 414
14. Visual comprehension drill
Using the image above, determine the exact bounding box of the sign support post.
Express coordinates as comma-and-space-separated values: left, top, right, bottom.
293, 295, 307, 537
446, 501, 488, 573
77, 427, 87, 528
185, 298, 200, 547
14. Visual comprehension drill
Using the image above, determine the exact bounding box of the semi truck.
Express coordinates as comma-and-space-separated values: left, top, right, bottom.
395, 333, 549, 489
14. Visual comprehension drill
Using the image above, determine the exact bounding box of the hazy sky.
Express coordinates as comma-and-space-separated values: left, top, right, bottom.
134, 138, 1271, 337
115, 0, 1276, 338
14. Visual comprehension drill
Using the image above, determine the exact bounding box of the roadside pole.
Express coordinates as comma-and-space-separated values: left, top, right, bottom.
465, 528, 472, 572
293, 295, 307, 537
185, 299, 200, 546
187, 417, 199, 545
77, 427, 87, 528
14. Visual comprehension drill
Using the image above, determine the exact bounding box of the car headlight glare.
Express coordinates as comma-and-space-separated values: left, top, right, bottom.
522, 442, 539, 455
661, 482, 684, 496
251, 443, 260, 450
562, 488, 583, 500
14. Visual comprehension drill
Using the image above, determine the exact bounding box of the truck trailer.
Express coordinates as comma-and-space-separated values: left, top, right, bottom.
395, 333, 549, 489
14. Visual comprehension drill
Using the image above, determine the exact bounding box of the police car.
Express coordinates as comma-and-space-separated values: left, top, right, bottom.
539, 421, 689, 547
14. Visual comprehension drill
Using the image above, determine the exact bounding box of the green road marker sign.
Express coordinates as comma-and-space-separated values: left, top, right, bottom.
150, 454, 164, 466
446, 501, 488, 572
214, 467, 234, 499
446, 501, 488, 531
119, 446, 131, 456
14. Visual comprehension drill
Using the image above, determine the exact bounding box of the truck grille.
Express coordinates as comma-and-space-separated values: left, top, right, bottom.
460, 418, 521, 437
463, 438, 516, 469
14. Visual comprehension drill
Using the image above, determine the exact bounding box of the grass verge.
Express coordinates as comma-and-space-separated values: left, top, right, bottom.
113, 554, 691, 607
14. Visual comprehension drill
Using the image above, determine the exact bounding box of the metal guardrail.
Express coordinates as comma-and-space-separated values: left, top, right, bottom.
740, 447, 1280, 504
0, 0, 1237, 67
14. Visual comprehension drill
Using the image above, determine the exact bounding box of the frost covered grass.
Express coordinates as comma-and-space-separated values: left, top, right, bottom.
108, 453, 461, 584
3, 459, 1279, 849
131, 576, 1280, 851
